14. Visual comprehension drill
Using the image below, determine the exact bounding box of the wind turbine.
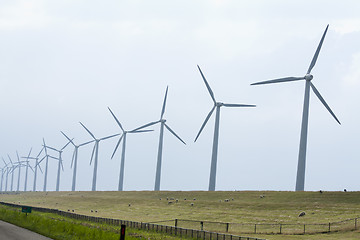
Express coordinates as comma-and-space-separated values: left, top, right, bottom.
15, 151, 26, 191
108, 107, 153, 191
195, 65, 256, 191
21, 148, 33, 191
43, 140, 72, 192
133, 86, 186, 191
79, 122, 120, 191
60, 131, 94, 191
0, 160, 6, 192
250, 25, 340, 191
39, 138, 53, 191
2, 158, 10, 191
7, 155, 15, 191
22, 148, 44, 191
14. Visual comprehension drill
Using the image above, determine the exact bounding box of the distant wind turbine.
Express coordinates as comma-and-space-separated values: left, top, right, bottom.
7, 155, 15, 191
133, 86, 186, 191
195, 65, 256, 191
250, 25, 340, 191
60, 131, 94, 191
79, 122, 120, 191
44, 140, 72, 192
22, 147, 44, 191
108, 107, 153, 191
2, 158, 10, 191
39, 138, 53, 191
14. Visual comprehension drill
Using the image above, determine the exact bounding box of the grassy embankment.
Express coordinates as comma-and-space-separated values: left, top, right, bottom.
0, 204, 192, 240
1, 191, 360, 240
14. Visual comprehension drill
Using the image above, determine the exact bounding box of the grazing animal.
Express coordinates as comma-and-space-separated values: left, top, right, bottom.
299, 212, 306, 217
260, 195, 265, 198
128, 203, 131, 207
190, 203, 194, 206
193, 198, 196, 201
91, 210, 93, 212
176, 199, 178, 203
344, 189, 347, 192
319, 190, 323, 194
224, 199, 230, 202
168, 201, 173, 204
72, 210, 75, 212
95, 210, 98, 213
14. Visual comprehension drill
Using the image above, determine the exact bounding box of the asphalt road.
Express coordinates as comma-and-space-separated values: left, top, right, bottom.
0, 220, 53, 240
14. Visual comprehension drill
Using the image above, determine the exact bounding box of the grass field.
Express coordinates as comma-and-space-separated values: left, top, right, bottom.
1, 191, 360, 239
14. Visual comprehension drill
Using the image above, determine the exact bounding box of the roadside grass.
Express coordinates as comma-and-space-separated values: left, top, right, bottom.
1, 191, 360, 239
0, 205, 193, 240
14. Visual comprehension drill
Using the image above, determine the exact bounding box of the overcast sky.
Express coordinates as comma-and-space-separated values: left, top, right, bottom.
1, 0, 360, 192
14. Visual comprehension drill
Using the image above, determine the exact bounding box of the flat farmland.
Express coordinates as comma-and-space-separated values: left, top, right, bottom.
1, 191, 360, 240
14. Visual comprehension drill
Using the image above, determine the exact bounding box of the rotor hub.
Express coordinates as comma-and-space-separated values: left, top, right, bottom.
216, 102, 223, 107
305, 74, 313, 81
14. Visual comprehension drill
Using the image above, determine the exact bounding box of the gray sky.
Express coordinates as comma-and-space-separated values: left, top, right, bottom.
1, 0, 360, 191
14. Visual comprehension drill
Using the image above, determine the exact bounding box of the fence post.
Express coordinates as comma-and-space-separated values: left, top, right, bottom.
279, 224, 282, 234
226, 223, 229, 232
254, 224, 256, 234
201, 221, 204, 231
328, 222, 331, 232
355, 218, 357, 230
303, 224, 305, 234
175, 219, 178, 227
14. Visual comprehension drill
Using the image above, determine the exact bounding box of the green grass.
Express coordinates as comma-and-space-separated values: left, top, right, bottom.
1, 191, 360, 239
0, 205, 194, 240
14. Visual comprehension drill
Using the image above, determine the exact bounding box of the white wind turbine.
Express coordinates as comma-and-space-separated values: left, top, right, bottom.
22, 148, 44, 191
250, 25, 340, 191
195, 65, 256, 191
108, 107, 153, 191
0, 160, 7, 192
21, 148, 34, 191
133, 86, 186, 191
60, 131, 94, 191
7, 155, 15, 191
15, 151, 29, 192
79, 122, 120, 191
39, 138, 54, 191
2, 158, 10, 191
44, 140, 72, 192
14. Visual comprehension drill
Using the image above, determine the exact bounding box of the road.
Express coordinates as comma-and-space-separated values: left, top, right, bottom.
0, 220, 53, 240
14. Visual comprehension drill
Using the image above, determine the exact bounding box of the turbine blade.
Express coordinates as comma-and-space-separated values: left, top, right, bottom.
7, 155, 13, 164
132, 121, 160, 131
307, 24, 329, 74
197, 65, 216, 103
310, 82, 341, 125
108, 107, 124, 132
70, 150, 76, 168
38, 155, 46, 165
79, 140, 95, 147
61, 160, 64, 171
111, 134, 124, 159
160, 86, 169, 119
251, 77, 305, 86
164, 123, 186, 145
194, 106, 216, 142
61, 138, 73, 150
36, 147, 44, 158
90, 144, 96, 165
29, 165, 34, 173
100, 133, 120, 141
61, 131, 76, 147
16, 151, 20, 161
27, 148, 32, 159
46, 146, 58, 152
38, 164, 43, 174
48, 155, 58, 160
43, 138, 48, 155
222, 103, 256, 108
79, 122, 96, 140
2, 158, 6, 166
129, 129, 154, 133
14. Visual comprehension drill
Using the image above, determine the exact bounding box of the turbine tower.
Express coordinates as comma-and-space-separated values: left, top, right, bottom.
133, 86, 186, 191
250, 25, 340, 191
79, 122, 120, 191
15, 151, 27, 191
22, 148, 44, 191
60, 131, 94, 191
108, 107, 153, 191
44, 140, 72, 192
195, 65, 256, 191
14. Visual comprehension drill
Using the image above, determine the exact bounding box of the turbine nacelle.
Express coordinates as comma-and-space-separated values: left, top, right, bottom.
216, 102, 223, 107
160, 119, 167, 123
305, 74, 313, 81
